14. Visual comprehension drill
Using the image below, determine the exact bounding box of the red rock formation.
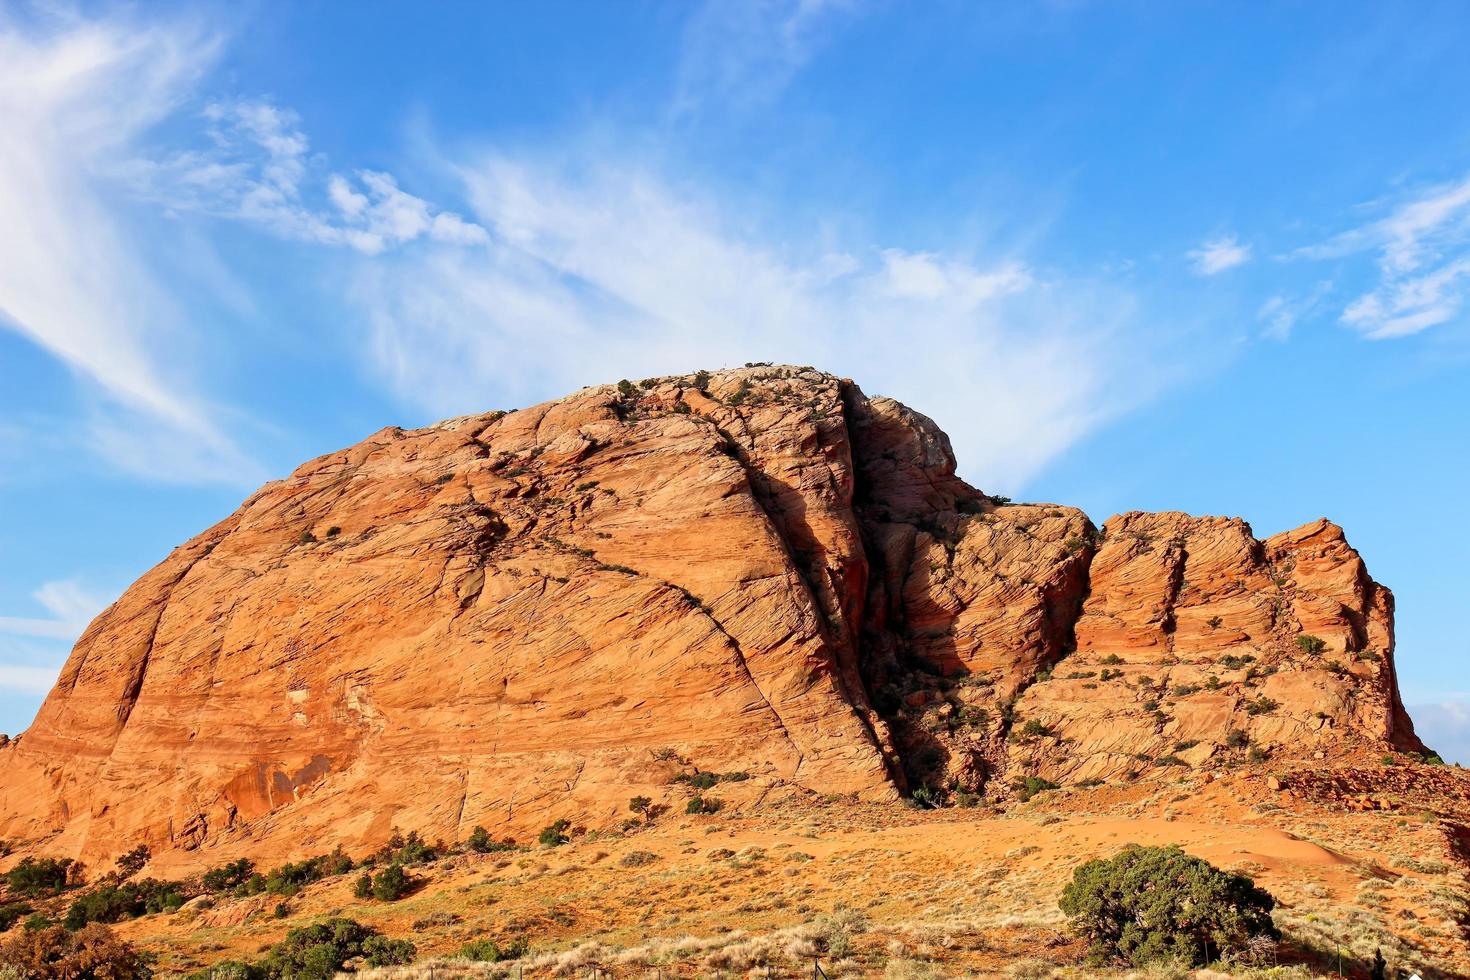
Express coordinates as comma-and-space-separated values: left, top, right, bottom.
0, 367, 1424, 871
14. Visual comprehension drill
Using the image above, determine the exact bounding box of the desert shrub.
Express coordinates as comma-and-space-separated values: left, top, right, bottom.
1100, 654, 1125, 665
620, 851, 659, 868
261, 849, 354, 896
201, 858, 255, 894
1014, 776, 1059, 802
262, 918, 377, 979
1020, 719, 1052, 738
1295, 634, 1326, 655
617, 379, 636, 397
465, 826, 516, 853
1225, 728, 1250, 748
1059, 844, 1276, 966
353, 872, 373, 899
0, 923, 152, 979
370, 864, 410, 901
185, 918, 417, 979
5, 857, 74, 896
0, 902, 31, 931
538, 819, 571, 848
63, 878, 185, 927
675, 770, 719, 790
459, 936, 529, 962
1244, 696, 1279, 716
115, 845, 150, 879
693, 369, 711, 390
361, 936, 416, 966
686, 795, 723, 815
1218, 654, 1255, 670
373, 832, 436, 867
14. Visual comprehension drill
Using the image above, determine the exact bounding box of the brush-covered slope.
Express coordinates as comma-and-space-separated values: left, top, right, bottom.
0, 367, 1424, 871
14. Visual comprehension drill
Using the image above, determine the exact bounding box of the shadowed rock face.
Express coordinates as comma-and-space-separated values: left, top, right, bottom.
0, 367, 1423, 869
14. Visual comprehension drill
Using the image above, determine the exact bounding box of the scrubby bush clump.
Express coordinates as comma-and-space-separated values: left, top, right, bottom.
0, 923, 152, 979
201, 858, 255, 894
185, 918, 414, 980
538, 819, 571, 848
465, 826, 516, 854
353, 863, 411, 901
64, 878, 185, 927
5, 857, 75, 895
1059, 844, 1277, 966
459, 935, 530, 962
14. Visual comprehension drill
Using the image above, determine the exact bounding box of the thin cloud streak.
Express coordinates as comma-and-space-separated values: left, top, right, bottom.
350, 151, 1170, 491
1292, 172, 1470, 339
128, 99, 489, 255
1189, 235, 1252, 275
0, 13, 257, 483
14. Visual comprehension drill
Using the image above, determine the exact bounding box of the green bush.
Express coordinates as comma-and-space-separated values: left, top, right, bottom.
201, 859, 255, 894
373, 831, 436, 866
370, 864, 409, 901
538, 820, 571, 848
1295, 634, 1326, 655
1243, 696, 1279, 716
260, 849, 354, 896
1059, 844, 1276, 966
459, 936, 529, 962
617, 379, 637, 397
184, 918, 419, 979
63, 878, 185, 928
1020, 719, 1052, 738
5, 857, 74, 896
361, 935, 416, 966
0, 902, 31, 931
115, 845, 151, 879
1013, 776, 1059, 802
685, 795, 723, 815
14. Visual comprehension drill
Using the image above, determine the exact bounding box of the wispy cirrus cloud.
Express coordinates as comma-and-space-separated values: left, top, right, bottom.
0, 578, 106, 642
1295, 173, 1470, 339
0, 11, 257, 484
673, 0, 861, 115
348, 150, 1171, 490
1188, 234, 1252, 275
128, 99, 488, 254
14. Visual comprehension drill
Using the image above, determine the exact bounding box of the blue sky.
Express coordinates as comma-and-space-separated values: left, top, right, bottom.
1, 0, 1467, 762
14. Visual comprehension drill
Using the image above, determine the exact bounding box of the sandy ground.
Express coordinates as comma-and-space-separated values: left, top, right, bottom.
78, 762, 1468, 979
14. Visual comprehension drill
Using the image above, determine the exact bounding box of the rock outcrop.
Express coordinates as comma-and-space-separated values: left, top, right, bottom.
0, 367, 1424, 870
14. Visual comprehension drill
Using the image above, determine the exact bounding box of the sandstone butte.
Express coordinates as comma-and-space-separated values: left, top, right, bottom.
0, 366, 1427, 875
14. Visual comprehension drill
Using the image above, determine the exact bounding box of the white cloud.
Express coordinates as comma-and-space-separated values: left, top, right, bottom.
1188, 235, 1252, 275
0, 665, 62, 697
0, 12, 256, 483
0, 578, 104, 643
349, 152, 1167, 491
673, 0, 860, 115
1405, 699, 1470, 766
1294, 173, 1470, 339
132, 99, 488, 255
1257, 280, 1334, 341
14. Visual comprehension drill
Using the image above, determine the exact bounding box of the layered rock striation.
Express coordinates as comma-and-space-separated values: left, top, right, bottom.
0, 367, 1424, 868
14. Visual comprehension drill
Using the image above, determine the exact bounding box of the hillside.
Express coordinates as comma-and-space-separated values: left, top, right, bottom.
0, 366, 1428, 876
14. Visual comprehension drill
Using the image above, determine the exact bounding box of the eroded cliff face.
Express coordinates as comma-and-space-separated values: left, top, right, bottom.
0, 367, 1423, 869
